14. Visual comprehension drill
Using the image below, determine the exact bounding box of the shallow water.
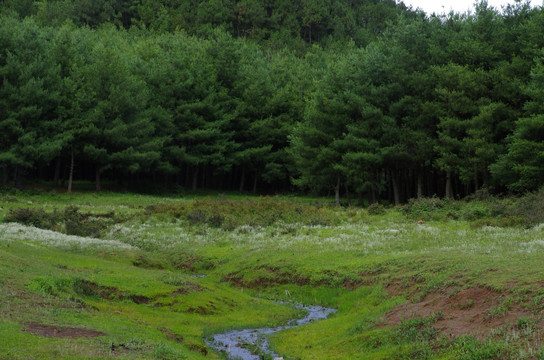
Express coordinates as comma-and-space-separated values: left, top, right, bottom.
206, 303, 336, 360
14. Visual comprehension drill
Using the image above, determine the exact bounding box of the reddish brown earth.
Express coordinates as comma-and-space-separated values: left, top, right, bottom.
25, 323, 106, 338
171, 283, 203, 295
384, 287, 535, 339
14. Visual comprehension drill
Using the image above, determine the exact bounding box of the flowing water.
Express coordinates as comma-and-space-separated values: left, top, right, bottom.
206, 303, 336, 360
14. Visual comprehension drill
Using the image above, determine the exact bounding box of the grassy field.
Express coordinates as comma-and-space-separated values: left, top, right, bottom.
1, 189, 544, 359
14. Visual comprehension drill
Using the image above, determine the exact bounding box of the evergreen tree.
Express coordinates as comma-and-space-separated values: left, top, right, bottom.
491, 51, 544, 192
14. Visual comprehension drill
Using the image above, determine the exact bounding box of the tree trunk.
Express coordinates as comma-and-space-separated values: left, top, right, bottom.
252, 175, 257, 194
14, 166, 23, 189
391, 170, 400, 206
334, 176, 340, 206
454, 176, 460, 199
417, 172, 424, 198
201, 165, 206, 189
226, 169, 233, 190
357, 192, 364, 207
445, 171, 453, 199
53, 157, 61, 188
67, 147, 74, 193
239, 166, 245, 192
95, 166, 101, 192
431, 169, 437, 197
183, 164, 189, 188
2, 165, 7, 187
192, 166, 199, 191
345, 183, 351, 206
368, 187, 377, 205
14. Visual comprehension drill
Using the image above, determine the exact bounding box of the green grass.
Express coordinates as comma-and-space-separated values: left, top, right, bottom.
2, 190, 544, 359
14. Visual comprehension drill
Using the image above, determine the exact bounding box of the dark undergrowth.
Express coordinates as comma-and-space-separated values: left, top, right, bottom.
3, 205, 118, 238
402, 187, 544, 227
143, 197, 340, 229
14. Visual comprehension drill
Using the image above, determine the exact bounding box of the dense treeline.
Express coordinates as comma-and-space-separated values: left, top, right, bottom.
1, 0, 414, 50
1, 1, 544, 204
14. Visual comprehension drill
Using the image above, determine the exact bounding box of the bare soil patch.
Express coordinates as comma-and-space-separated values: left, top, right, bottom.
74, 279, 151, 304
74, 279, 125, 299
160, 327, 184, 342
25, 322, 106, 338
384, 287, 533, 339
171, 283, 203, 295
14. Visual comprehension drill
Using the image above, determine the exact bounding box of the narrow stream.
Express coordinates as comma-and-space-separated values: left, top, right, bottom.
206, 303, 336, 360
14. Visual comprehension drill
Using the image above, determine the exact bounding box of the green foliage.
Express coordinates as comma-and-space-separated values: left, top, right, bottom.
4, 207, 60, 229
3, 0, 544, 200
28, 276, 73, 296
145, 197, 338, 229
452, 336, 508, 360
403, 190, 544, 226
367, 203, 386, 215
396, 313, 441, 343
3, 205, 114, 237
402, 197, 448, 220
505, 188, 544, 226
63, 205, 113, 238
485, 297, 514, 319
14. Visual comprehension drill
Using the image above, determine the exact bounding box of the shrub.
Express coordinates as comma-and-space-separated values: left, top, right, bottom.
63, 205, 84, 235
4, 205, 113, 237
208, 213, 224, 227
63, 205, 111, 238
461, 205, 490, 220
367, 203, 385, 215
401, 196, 449, 220
186, 209, 206, 224
144, 197, 339, 229
4, 207, 60, 229
476, 187, 544, 227
510, 188, 544, 226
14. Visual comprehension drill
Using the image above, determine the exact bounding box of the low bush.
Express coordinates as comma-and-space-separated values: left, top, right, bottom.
3, 205, 114, 237
64, 206, 113, 237
367, 203, 385, 215
4, 207, 61, 229
144, 197, 339, 229
403, 188, 544, 226
508, 188, 544, 226
401, 197, 453, 221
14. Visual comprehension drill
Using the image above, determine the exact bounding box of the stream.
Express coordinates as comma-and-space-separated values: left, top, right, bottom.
205, 303, 336, 360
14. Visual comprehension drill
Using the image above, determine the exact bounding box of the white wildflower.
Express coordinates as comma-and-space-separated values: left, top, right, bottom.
0, 223, 135, 251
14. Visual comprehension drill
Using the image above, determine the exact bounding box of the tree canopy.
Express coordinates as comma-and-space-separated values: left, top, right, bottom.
2, 0, 544, 201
